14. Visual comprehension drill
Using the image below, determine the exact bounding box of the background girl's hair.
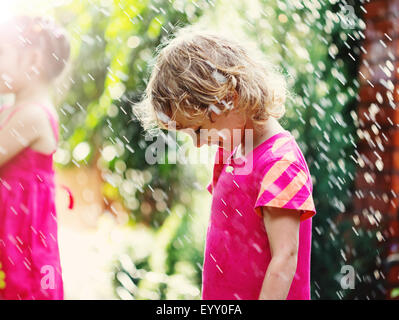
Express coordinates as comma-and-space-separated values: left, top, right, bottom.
4, 15, 71, 81
133, 25, 291, 135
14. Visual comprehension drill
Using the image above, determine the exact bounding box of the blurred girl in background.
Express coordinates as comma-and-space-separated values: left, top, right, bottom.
0, 16, 70, 299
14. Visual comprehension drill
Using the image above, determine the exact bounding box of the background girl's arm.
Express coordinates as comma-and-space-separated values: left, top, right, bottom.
258, 206, 301, 300
0, 108, 44, 166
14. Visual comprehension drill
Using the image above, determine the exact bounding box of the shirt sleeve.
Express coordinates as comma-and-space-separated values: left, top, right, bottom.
254, 159, 316, 221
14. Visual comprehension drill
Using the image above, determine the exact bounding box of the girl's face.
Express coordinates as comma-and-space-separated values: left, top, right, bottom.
173, 106, 248, 150
0, 42, 24, 94
0, 40, 42, 94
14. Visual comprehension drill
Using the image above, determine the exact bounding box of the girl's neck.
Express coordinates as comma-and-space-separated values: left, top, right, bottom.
233, 116, 285, 159
13, 83, 53, 111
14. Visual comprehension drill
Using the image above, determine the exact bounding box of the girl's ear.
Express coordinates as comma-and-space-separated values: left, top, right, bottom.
209, 109, 221, 123
231, 89, 240, 110
232, 89, 239, 102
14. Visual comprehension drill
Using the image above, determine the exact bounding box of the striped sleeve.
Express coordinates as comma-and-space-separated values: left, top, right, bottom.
254, 160, 316, 221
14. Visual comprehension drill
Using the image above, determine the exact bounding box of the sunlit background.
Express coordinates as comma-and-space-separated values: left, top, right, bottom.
0, 0, 395, 299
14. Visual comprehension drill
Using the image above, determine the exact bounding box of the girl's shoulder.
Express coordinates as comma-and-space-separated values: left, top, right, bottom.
2, 104, 44, 127
255, 132, 307, 170
0, 103, 58, 144
253, 133, 313, 192
25, 104, 59, 145
34, 104, 59, 128
4, 103, 57, 124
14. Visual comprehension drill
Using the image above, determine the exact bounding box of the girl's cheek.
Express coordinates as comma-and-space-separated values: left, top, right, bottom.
0, 55, 14, 75
0, 67, 22, 92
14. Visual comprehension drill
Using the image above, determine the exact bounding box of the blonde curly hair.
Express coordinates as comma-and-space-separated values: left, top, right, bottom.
133, 26, 289, 135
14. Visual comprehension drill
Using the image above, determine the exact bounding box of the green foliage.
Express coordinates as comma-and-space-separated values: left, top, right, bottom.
236, 0, 383, 298
307, 1, 384, 299
391, 287, 399, 299
113, 202, 204, 300
53, 0, 205, 227
54, 0, 209, 300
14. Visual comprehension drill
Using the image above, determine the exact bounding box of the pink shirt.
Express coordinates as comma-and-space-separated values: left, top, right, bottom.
201, 130, 316, 300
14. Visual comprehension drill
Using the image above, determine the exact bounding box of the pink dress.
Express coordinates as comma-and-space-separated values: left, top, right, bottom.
0, 104, 64, 300
202, 130, 317, 300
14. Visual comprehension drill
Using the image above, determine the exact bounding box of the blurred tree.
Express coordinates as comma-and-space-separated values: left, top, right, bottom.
53, 0, 201, 226
52, 0, 211, 299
